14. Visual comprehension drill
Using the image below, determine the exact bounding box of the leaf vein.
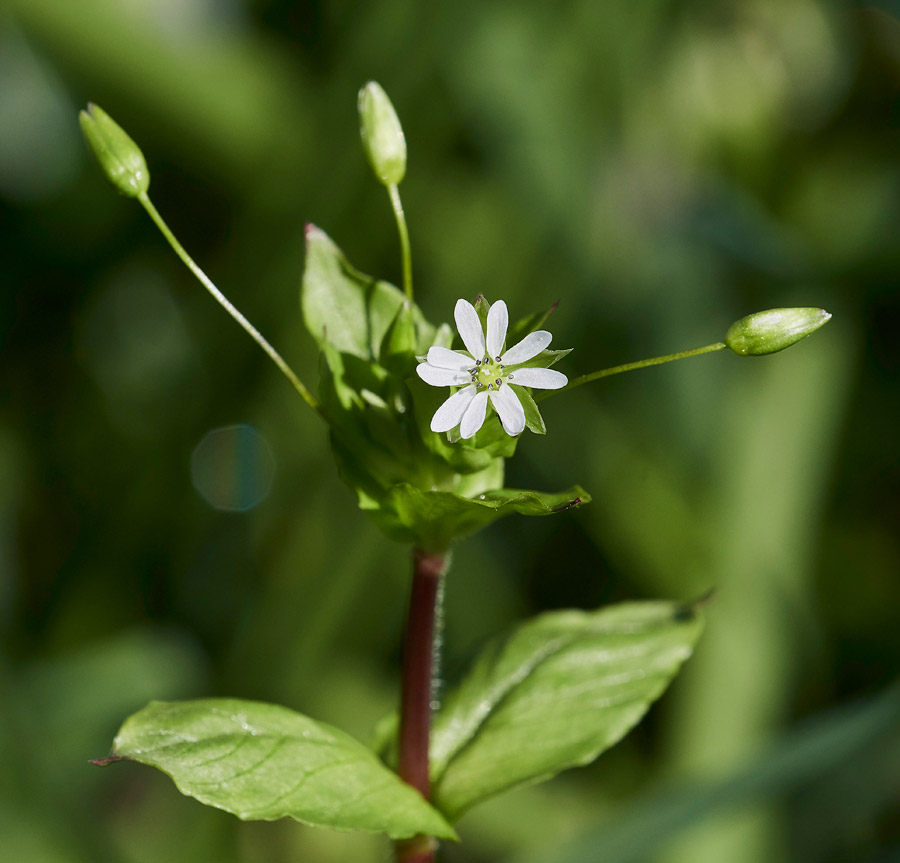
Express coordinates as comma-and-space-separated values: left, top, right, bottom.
188, 738, 288, 786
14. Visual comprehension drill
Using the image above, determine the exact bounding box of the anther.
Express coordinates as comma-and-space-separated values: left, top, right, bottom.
495, 378, 502, 386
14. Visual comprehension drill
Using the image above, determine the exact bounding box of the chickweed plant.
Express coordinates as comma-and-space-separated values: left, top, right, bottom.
80, 84, 831, 863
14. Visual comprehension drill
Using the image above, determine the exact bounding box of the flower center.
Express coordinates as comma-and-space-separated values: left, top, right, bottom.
468, 355, 516, 391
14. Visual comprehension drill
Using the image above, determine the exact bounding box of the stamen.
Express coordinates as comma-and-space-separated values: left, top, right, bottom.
508, 373, 514, 380
495, 378, 502, 386
488, 383, 494, 390
495, 356, 502, 362
475, 359, 482, 366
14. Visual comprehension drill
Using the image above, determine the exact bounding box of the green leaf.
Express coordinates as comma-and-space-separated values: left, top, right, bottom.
517, 682, 900, 863
376, 483, 590, 551
107, 698, 456, 841
301, 224, 432, 360
380, 299, 418, 372
430, 601, 703, 820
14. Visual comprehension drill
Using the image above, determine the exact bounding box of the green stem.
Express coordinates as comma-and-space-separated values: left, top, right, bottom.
137, 192, 321, 415
539, 341, 727, 400
388, 183, 413, 301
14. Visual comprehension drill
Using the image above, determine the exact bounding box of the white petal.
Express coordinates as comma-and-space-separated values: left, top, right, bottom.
426, 346, 473, 369
454, 299, 486, 359
489, 385, 525, 436
486, 300, 508, 358
459, 390, 489, 439
508, 367, 567, 389
416, 363, 472, 387
501, 330, 552, 365
430, 386, 476, 433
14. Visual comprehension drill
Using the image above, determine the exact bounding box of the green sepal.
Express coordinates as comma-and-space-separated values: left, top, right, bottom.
104, 699, 456, 840
473, 295, 492, 333
429, 601, 704, 820
515, 386, 546, 434
506, 300, 559, 346
514, 347, 572, 370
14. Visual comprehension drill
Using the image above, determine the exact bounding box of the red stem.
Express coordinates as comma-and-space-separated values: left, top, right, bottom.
395, 548, 447, 863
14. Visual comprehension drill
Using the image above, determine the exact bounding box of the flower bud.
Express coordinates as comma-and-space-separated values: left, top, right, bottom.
358, 81, 406, 186
79, 103, 149, 197
725, 307, 832, 356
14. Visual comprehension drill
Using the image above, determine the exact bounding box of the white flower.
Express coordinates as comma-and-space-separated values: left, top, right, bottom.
416, 298, 568, 438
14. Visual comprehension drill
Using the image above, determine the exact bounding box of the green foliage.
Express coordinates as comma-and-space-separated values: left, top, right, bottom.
109, 699, 456, 841
430, 601, 703, 820
300, 223, 584, 550
516, 683, 900, 863
301, 225, 428, 362
378, 483, 589, 550
4, 0, 898, 860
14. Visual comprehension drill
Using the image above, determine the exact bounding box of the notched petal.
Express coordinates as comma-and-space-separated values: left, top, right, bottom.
489, 385, 526, 436
416, 363, 472, 387
426, 346, 474, 369
508, 367, 567, 390
486, 300, 509, 358
454, 299, 486, 359
431, 386, 477, 433
459, 390, 489, 439
501, 330, 552, 365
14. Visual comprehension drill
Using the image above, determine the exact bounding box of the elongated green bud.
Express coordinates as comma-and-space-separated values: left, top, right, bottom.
725, 307, 832, 356
358, 81, 406, 186
79, 103, 149, 197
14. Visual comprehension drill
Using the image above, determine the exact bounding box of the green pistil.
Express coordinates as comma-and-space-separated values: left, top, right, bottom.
469, 355, 515, 391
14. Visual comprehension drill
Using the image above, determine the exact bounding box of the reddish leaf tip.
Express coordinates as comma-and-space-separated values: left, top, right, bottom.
91, 755, 128, 766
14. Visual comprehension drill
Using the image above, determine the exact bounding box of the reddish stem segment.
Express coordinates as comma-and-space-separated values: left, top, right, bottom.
395, 548, 447, 863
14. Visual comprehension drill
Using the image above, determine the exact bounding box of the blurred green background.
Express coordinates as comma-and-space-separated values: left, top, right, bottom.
2, 0, 900, 860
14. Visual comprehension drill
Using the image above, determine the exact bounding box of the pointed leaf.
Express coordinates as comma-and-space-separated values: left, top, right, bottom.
377, 483, 589, 551
301, 225, 432, 360
380, 299, 418, 372
107, 699, 456, 840
430, 601, 703, 820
